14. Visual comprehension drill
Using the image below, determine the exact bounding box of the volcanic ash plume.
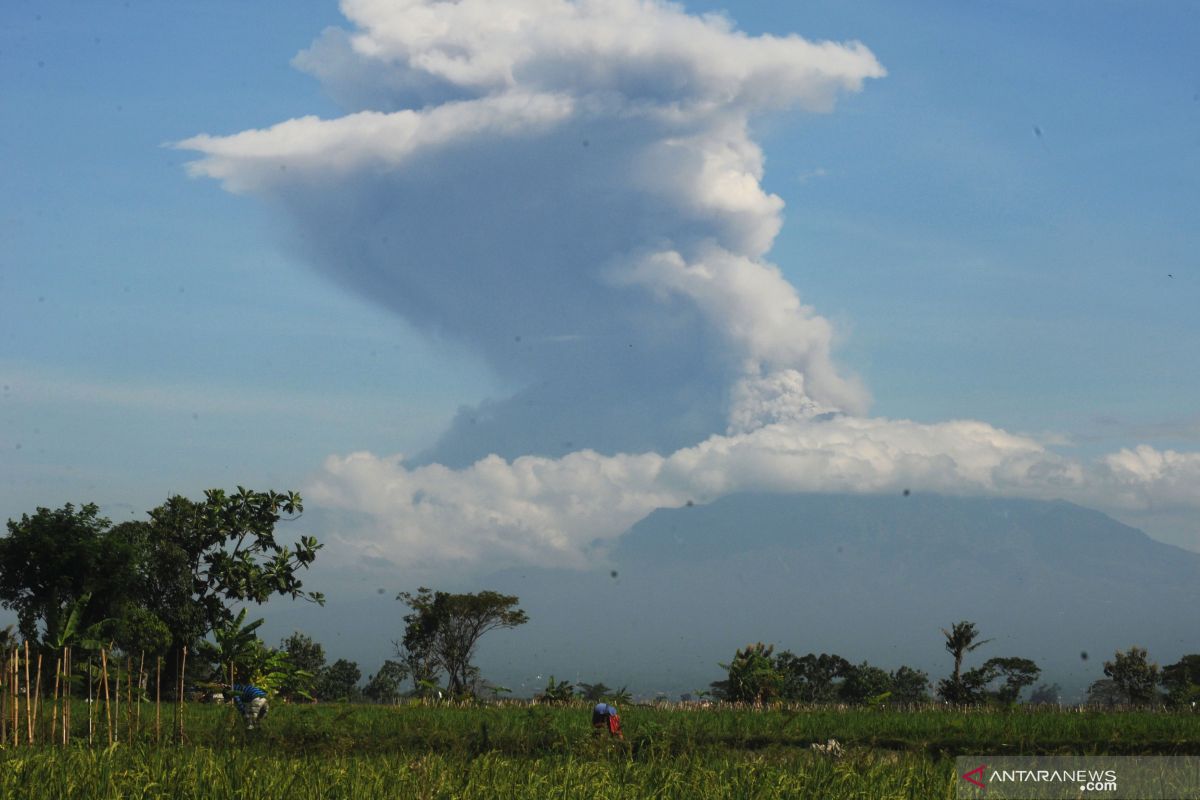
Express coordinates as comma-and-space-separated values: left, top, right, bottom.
180, 0, 883, 465
180, 1, 1200, 569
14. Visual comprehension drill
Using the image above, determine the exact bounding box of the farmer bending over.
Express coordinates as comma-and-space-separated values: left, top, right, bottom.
591, 702, 623, 738
228, 683, 269, 730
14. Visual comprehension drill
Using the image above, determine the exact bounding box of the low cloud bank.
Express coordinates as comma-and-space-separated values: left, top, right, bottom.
308, 418, 1200, 569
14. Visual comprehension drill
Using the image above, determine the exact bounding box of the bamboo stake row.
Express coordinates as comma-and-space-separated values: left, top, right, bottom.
0, 644, 186, 747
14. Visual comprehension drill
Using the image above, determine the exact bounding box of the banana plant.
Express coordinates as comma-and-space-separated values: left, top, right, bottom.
200, 608, 264, 685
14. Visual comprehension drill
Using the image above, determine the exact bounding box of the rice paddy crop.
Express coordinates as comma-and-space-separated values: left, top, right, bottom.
0, 701, 1195, 799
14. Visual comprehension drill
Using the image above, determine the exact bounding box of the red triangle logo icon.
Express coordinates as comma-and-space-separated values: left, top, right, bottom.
961, 764, 986, 789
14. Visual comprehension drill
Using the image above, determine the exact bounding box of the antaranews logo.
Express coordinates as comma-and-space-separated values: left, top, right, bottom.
950, 762, 1147, 796
958, 756, 1200, 799
961, 764, 987, 790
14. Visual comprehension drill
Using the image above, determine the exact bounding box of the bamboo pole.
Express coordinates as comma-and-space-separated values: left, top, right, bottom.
33, 652, 43, 745
13, 652, 19, 743
155, 656, 161, 745
126, 655, 132, 745
14, 647, 21, 745
25, 641, 32, 745
100, 648, 112, 746
177, 646, 187, 744
136, 652, 144, 741
1, 648, 8, 746
87, 656, 94, 745
114, 654, 119, 744
51, 654, 61, 745
63, 647, 70, 746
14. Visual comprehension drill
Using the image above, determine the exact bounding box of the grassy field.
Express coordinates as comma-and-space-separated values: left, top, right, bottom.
0, 702, 1195, 799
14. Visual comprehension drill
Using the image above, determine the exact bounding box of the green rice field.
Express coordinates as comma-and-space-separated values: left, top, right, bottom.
0, 702, 1196, 799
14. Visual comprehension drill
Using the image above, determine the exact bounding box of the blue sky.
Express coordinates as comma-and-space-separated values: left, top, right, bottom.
3, 0, 1198, 569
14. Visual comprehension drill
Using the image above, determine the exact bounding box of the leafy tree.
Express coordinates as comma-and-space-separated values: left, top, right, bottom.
839, 661, 893, 705
396, 588, 528, 697
0, 490, 323, 671
607, 686, 633, 706
139, 488, 323, 650
1103, 647, 1159, 705
712, 642, 782, 703
109, 605, 172, 657
0, 504, 132, 641
577, 681, 612, 702
537, 675, 576, 704
941, 621, 991, 683
979, 657, 1041, 704
317, 659, 362, 702
940, 667, 990, 705
199, 608, 265, 684
889, 666, 930, 705
364, 660, 410, 704
240, 639, 305, 697
774, 651, 850, 703
937, 621, 992, 703
279, 632, 326, 701
1161, 655, 1200, 707
281, 632, 326, 675
1086, 678, 1125, 707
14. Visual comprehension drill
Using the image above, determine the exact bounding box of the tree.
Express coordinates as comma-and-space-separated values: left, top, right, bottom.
937, 621, 992, 703
1086, 678, 1125, 707
317, 659, 362, 702
537, 676, 576, 704
279, 632, 326, 701
577, 681, 612, 702
198, 608, 264, 684
0, 490, 324, 670
839, 661, 893, 705
941, 667, 991, 705
775, 652, 850, 703
979, 657, 1041, 704
0, 504, 132, 641
941, 621, 992, 683
889, 666, 930, 705
1103, 647, 1159, 705
1161, 655, 1200, 708
396, 588, 528, 697
281, 632, 326, 675
607, 685, 633, 706
364, 660, 409, 704
712, 642, 782, 703
139, 488, 323, 651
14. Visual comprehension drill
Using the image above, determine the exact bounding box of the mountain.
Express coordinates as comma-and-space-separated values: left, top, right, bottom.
471, 493, 1200, 700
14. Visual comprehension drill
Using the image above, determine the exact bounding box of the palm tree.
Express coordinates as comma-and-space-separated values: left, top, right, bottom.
941, 621, 992, 684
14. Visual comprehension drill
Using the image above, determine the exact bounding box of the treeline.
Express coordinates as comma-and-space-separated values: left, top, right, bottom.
711, 621, 1200, 708
0, 490, 322, 698
3, 494, 1197, 708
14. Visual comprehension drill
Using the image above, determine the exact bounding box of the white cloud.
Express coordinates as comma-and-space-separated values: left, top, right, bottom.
308, 416, 1200, 570
178, 92, 575, 193
302, 0, 883, 111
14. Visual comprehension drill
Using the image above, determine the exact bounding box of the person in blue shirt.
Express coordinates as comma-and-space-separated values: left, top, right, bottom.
591, 702, 623, 738
226, 683, 269, 730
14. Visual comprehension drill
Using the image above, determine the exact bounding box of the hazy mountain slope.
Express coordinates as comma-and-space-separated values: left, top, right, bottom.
473, 493, 1200, 699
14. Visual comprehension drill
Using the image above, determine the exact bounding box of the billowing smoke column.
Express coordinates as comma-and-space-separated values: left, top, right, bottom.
181, 0, 881, 465
181, 0, 1200, 569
